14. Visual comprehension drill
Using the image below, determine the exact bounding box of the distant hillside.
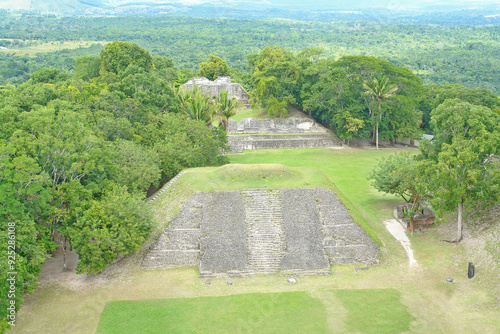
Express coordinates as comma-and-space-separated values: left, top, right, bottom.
0, 0, 498, 23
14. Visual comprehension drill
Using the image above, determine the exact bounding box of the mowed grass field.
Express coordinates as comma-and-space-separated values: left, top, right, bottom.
12, 149, 500, 334
95, 290, 412, 334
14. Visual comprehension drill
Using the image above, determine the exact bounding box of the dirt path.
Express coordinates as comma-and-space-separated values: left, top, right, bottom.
384, 219, 418, 267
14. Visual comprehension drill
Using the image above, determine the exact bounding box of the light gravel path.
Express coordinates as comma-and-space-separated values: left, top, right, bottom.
384, 219, 418, 267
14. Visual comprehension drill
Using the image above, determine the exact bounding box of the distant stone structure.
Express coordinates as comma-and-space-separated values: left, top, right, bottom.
142, 188, 378, 277
227, 117, 342, 153
393, 204, 436, 229
227, 117, 328, 135
181, 76, 250, 107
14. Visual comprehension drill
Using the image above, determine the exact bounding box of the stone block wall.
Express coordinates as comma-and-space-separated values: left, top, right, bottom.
228, 134, 341, 153
228, 117, 329, 135
280, 189, 330, 274
199, 191, 248, 277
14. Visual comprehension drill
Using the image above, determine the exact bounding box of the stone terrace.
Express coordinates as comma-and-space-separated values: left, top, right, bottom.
227, 118, 342, 153
142, 188, 378, 276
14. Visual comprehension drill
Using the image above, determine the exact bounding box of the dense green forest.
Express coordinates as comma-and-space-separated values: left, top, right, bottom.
0, 12, 499, 93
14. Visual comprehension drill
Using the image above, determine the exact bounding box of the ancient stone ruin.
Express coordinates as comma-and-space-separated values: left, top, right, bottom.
181, 76, 250, 107
393, 204, 436, 229
142, 188, 378, 277
227, 118, 342, 153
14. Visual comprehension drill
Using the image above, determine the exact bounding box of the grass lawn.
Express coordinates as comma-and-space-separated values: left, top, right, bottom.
96, 292, 328, 334
335, 289, 414, 334
228, 148, 400, 222
0, 40, 107, 56
95, 289, 414, 334
230, 108, 267, 122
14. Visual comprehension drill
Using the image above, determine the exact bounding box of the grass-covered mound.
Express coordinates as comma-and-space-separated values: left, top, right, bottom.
149, 163, 332, 235
184, 163, 332, 191
150, 163, 380, 245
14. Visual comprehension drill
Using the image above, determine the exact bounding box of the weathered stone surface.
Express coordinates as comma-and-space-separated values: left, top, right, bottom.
315, 188, 378, 264
228, 118, 328, 135
142, 249, 200, 268
227, 117, 342, 153
143, 188, 378, 275
243, 189, 286, 274
280, 189, 330, 273
141, 192, 204, 269
199, 191, 248, 277
228, 134, 341, 153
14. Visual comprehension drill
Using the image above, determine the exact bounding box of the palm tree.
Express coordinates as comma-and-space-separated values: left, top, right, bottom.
177, 84, 214, 126
363, 75, 398, 150
215, 90, 241, 131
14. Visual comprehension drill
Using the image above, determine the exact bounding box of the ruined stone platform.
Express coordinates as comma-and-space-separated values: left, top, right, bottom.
227, 118, 342, 153
142, 188, 378, 277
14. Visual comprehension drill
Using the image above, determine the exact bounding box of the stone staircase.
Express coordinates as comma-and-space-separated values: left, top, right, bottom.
141, 192, 204, 269
242, 189, 286, 274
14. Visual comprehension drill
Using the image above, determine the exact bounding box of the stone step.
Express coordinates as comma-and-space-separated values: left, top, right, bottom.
244, 189, 286, 273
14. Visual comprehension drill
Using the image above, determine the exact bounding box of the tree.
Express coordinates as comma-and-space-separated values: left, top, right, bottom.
199, 54, 230, 81
72, 56, 101, 82
150, 113, 229, 179
177, 85, 214, 126
363, 75, 398, 150
215, 90, 241, 131
421, 99, 500, 242
99, 41, 153, 76
369, 152, 433, 233
267, 96, 288, 118
334, 110, 365, 145
50, 180, 92, 270
248, 46, 297, 116
70, 186, 153, 274
30, 68, 68, 84
110, 139, 161, 195
0, 147, 49, 332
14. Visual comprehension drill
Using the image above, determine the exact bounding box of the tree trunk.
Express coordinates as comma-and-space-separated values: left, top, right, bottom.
409, 216, 415, 234
456, 197, 464, 243
62, 236, 68, 271
376, 103, 382, 150
375, 120, 379, 150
